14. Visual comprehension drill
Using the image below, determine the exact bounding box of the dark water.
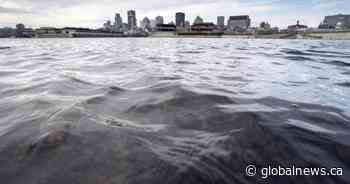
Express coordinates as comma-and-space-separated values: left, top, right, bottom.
0, 38, 350, 184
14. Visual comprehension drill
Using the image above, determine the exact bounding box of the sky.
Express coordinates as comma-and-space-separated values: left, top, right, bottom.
0, 0, 349, 29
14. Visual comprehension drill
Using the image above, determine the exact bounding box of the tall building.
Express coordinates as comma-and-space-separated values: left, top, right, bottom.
227, 15, 251, 32
114, 13, 123, 30
155, 16, 164, 25
217, 16, 225, 27
319, 14, 350, 29
175, 12, 185, 27
194, 16, 204, 25
127, 10, 137, 30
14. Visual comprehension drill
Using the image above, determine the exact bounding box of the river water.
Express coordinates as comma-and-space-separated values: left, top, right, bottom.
0, 38, 350, 184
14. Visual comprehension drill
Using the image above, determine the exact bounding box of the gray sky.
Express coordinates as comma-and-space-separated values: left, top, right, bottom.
0, 0, 349, 28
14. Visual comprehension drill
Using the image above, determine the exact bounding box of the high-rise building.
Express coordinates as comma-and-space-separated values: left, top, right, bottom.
127, 10, 137, 30
227, 15, 251, 32
155, 16, 164, 25
217, 16, 225, 27
194, 16, 204, 25
175, 12, 185, 27
114, 13, 123, 30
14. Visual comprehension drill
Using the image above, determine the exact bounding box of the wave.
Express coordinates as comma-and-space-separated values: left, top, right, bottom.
1, 38, 350, 184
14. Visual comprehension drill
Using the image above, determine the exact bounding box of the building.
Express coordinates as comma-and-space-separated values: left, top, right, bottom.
152, 24, 177, 37
191, 22, 216, 31
127, 10, 137, 30
15, 23, 35, 38
114, 13, 123, 31
194, 16, 204, 24
217, 16, 225, 27
319, 14, 350, 29
155, 16, 164, 25
62, 27, 124, 37
175, 12, 185, 27
287, 20, 308, 32
227, 15, 251, 32
178, 22, 224, 37
103, 20, 113, 31
0, 27, 15, 38
35, 27, 66, 38
140, 17, 151, 31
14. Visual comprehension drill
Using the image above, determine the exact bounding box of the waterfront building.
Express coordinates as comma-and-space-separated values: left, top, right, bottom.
127, 10, 137, 30
227, 15, 251, 32
155, 16, 164, 25
114, 13, 123, 31
176, 12, 185, 27
35, 27, 66, 38
103, 20, 113, 31
319, 14, 350, 29
152, 23, 177, 37
141, 17, 151, 31
62, 27, 124, 37
217, 16, 225, 27
287, 20, 308, 32
194, 16, 204, 24
0, 27, 15, 38
191, 22, 216, 31
177, 22, 224, 37
15, 24, 35, 38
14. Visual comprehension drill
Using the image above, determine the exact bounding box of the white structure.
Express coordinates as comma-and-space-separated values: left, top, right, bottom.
227, 15, 251, 32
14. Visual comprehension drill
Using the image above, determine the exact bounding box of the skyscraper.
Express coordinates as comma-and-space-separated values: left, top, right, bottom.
114, 13, 123, 30
175, 12, 185, 27
155, 16, 164, 25
217, 16, 225, 27
127, 10, 137, 30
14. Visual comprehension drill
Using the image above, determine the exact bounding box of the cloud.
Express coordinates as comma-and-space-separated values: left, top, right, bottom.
0, 0, 345, 28
0, 6, 32, 14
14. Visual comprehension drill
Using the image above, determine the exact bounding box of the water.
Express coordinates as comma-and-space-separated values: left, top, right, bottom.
0, 38, 350, 184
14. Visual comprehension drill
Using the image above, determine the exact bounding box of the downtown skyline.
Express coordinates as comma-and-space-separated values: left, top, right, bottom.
0, 0, 349, 29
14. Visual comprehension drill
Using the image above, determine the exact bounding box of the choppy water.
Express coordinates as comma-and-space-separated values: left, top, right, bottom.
0, 38, 350, 184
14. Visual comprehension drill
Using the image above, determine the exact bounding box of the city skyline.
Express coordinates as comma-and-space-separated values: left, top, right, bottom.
0, 0, 349, 28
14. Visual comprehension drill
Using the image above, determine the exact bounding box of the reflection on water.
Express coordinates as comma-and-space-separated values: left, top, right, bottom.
0, 38, 350, 184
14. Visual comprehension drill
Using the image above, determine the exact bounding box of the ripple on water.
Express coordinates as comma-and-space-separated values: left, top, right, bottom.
0, 38, 350, 184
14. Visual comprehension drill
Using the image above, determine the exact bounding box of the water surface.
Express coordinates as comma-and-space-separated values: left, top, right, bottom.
0, 38, 350, 184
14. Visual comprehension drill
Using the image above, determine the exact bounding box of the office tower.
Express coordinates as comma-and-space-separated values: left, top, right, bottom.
114, 13, 123, 30
176, 12, 185, 27
217, 16, 225, 27
155, 16, 164, 25
127, 10, 137, 30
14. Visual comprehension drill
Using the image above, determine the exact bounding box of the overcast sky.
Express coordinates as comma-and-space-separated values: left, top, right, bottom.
0, 0, 349, 28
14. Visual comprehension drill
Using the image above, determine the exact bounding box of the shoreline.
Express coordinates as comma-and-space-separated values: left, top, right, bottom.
2, 31, 350, 40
